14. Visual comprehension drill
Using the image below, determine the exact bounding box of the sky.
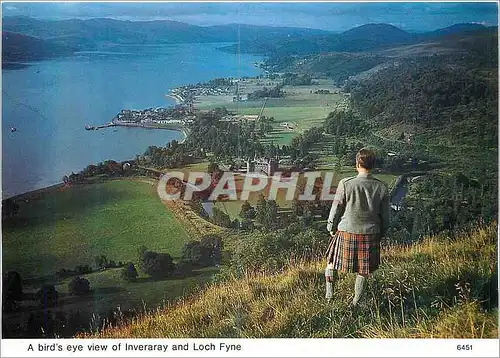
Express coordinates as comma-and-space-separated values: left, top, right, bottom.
1, 2, 498, 32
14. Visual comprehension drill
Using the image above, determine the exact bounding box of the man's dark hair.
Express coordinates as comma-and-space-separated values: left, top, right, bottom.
356, 148, 376, 170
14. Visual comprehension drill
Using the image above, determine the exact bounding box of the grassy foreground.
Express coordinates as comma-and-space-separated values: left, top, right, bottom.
86, 223, 498, 338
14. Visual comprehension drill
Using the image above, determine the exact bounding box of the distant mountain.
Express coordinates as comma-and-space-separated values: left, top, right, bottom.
422, 23, 488, 38
1, 16, 330, 50
2, 17, 493, 68
2, 31, 76, 64
207, 23, 329, 42
340, 23, 414, 48
262, 26, 497, 85
220, 22, 493, 56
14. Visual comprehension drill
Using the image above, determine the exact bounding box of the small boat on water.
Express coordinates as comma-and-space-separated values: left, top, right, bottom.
85, 125, 96, 130
11, 127, 17, 132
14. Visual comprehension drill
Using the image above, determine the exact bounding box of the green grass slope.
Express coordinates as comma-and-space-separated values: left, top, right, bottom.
2, 180, 190, 279
87, 223, 498, 338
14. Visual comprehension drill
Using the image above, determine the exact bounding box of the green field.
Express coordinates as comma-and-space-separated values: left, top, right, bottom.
52, 267, 219, 316
2, 180, 190, 279
194, 83, 345, 145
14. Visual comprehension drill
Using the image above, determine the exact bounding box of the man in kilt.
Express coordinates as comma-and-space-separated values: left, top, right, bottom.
325, 148, 390, 306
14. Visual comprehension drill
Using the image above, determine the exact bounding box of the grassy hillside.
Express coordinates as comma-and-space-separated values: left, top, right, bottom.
86, 223, 498, 338
2, 180, 190, 279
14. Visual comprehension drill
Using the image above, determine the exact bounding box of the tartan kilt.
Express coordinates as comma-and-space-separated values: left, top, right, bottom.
325, 231, 381, 275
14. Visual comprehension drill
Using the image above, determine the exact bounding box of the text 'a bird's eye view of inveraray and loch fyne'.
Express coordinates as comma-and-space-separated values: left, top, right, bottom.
0, 1, 498, 344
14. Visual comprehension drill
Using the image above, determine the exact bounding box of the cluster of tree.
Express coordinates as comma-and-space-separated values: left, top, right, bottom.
255, 195, 279, 230
236, 201, 257, 231
239, 201, 256, 220
185, 108, 269, 161
2, 198, 20, 219
247, 85, 285, 100
55, 265, 92, 279
94, 255, 124, 270
257, 116, 275, 136
36, 285, 59, 309
133, 109, 285, 169
287, 127, 324, 169
211, 207, 233, 228
387, 172, 497, 244
324, 110, 367, 137
63, 160, 134, 184
180, 235, 223, 267
263, 55, 297, 72
68, 277, 91, 296
265, 53, 387, 85
194, 77, 234, 88
228, 223, 328, 274
137, 246, 176, 279
137, 140, 193, 169
22, 310, 77, 338
4, 304, 136, 338
291, 198, 332, 223
313, 89, 331, 94
121, 262, 139, 281
290, 127, 324, 157
350, 56, 497, 136
281, 72, 316, 86
2, 271, 23, 312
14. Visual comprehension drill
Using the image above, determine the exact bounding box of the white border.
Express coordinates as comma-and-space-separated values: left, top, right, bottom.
1, 338, 500, 357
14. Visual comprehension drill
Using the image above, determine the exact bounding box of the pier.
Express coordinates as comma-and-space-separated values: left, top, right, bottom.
85, 123, 115, 131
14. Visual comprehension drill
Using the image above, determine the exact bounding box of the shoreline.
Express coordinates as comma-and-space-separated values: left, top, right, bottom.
165, 93, 184, 105
4, 126, 189, 201
112, 122, 189, 142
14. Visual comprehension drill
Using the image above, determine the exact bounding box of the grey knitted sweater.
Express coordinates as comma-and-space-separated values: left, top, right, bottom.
327, 172, 390, 236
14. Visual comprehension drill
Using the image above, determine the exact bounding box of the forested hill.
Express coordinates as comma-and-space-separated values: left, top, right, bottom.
1, 16, 329, 51
219, 22, 496, 56
2, 31, 76, 64
264, 27, 497, 84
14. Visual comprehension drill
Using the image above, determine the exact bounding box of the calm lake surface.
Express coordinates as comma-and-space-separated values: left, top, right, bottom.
2, 43, 262, 198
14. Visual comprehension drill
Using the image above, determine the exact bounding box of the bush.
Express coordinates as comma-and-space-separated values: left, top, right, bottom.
95, 255, 108, 270
181, 235, 223, 267
212, 207, 232, 228
75, 265, 92, 274
68, 277, 91, 296
181, 241, 210, 266
239, 201, 256, 220
121, 262, 138, 281
141, 251, 175, 279
36, 285, 58, 308
174, 260, 194, 277
201, 234, 223, 265
2, 271, 22, 312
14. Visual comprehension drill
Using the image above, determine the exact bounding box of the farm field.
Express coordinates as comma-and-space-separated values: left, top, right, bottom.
2, 180, 190, 279
194, 81, 346, 145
